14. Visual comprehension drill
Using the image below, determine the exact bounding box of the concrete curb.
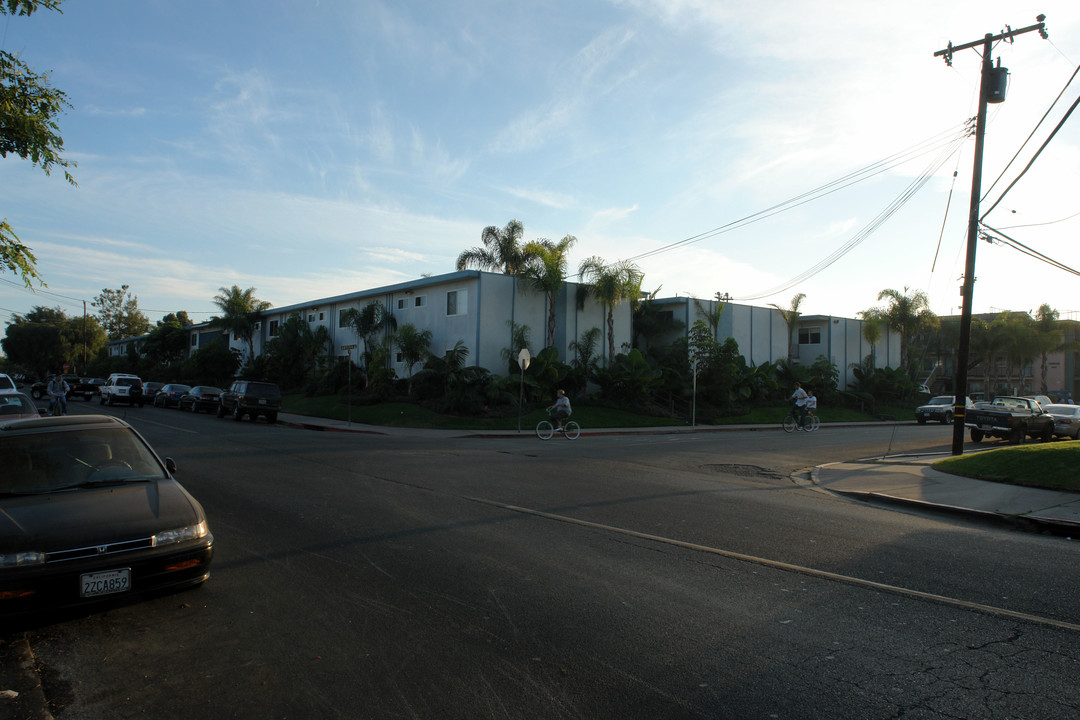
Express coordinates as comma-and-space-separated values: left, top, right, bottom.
0, 634, 54, 720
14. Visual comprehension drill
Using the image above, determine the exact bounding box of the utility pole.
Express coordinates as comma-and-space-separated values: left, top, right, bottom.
934, 16, 1048, 456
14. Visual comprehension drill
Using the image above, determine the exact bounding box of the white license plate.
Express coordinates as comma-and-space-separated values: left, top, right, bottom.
259, 398, 267, 405
981, 425, 993, 431
80, 569, 131, 597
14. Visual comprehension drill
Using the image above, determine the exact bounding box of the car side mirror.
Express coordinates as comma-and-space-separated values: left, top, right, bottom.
164, 457, 177, 474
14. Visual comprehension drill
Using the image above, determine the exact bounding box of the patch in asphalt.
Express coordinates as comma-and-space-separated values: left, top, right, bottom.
701, 464, 785, 480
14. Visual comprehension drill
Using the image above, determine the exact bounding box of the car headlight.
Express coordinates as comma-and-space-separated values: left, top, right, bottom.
0, 551, 46, 568
152, 520, 209, 547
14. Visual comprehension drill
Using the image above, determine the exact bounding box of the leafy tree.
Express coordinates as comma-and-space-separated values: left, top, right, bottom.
263, 313, 331, 390
872, 287, 938, 375
593, 349, 661, 405
92, 285, 151, 341
340, 301, 396, 370
182, 338, 240, 387
499, 320, 532, 375
1, 304, 105, 377
2, 320, 63, 378
159, 311, 192, 327
456, 219, 532, 274
1, 0, 76, 287
569, 327, 602, 375
521, 234, 576, 349
769, 292, 806, 364
577, 256, 644, 367
634, 289, 683, 356
210, 285, 271, 361
140, 319, 188, 367
394, 323, 432, 392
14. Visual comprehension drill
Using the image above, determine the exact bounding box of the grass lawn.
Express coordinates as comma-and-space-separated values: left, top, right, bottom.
933, 443, 1080, 492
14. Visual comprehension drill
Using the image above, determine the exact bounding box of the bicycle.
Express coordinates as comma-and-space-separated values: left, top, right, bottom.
782, 412, 819, 433
536, 418, 580, 440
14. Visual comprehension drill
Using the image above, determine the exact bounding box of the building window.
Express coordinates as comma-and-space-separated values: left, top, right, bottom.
190, 335, 197, 347
397, 299, 408, 310
395, 352, 404, 363
269, 320, 279, 337
339, 309, 349, 326
798, 327, 821, 344
307, 314, 314, 322
414, 295, 426, 308
319, 312, 324, 321
446, 290, 466, 316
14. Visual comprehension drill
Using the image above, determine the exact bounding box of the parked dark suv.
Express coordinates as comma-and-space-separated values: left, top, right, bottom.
217, 380, 282, 423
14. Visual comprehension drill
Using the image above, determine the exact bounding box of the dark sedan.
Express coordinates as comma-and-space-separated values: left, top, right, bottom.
153, 383, 191, 408
178, 386, 224, 413
142, 382, 166, 405
0, 415, 213, 614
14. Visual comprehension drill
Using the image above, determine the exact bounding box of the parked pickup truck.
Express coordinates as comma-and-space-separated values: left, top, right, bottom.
965, 396, 1054, 444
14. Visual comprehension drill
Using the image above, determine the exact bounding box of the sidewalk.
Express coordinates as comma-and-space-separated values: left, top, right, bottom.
810, 454, 1080, 535
276, 412, 1080, 535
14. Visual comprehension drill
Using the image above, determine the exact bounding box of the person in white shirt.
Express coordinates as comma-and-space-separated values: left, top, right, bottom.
804, 390, 818, 427
789, 382, 808, 425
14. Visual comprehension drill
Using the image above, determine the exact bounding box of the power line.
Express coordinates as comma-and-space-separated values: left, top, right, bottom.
622, 121, 974, 265
732, 132, 969, 301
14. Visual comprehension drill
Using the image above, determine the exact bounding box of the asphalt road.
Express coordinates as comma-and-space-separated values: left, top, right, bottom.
5, 402, 1080, 719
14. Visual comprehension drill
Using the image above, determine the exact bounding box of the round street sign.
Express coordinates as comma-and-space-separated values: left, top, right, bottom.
517, 348, 531, 370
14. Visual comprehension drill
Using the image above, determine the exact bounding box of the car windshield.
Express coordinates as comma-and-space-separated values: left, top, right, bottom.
928, 397, 952, 406
0, 427, 166, 494
0, 394, 36, 417
0, 376, 15, 391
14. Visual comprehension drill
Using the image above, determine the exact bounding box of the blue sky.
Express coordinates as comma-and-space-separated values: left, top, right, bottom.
2, 0, 1078, 334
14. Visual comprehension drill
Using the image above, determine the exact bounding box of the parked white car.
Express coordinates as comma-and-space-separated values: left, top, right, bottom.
99, 373, 145, 407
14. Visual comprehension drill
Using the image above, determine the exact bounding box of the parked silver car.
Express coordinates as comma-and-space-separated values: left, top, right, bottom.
1043, 404, 1080, 439
915, 395, 971, 425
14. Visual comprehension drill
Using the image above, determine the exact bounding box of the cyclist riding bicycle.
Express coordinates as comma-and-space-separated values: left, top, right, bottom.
546, 389, 572, 432
46, 372, 70, 416
789, 382, 808, 428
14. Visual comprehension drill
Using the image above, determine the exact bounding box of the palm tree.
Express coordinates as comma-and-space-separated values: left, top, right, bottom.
769, 292, 806, 364
693, 291, 727, 341
521, 234, 576, 349
210, 285, 272, 361
394, 323, 433, 393
874, 287, 938, 374
577, 256, 644, 366
341, 302, 397, 369
857, 308, 884, 366
456, 219, 531, 274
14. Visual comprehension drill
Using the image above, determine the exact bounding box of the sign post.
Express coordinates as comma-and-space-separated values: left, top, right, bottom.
517, 349, 531, 433
341, 344, 357, 427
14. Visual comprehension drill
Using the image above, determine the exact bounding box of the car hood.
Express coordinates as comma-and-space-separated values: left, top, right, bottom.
916, 404, 947, 411
0, 480, 203, 552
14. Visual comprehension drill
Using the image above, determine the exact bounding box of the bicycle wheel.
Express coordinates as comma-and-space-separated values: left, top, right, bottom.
535, 420, 554, 440
782, 415, 797, 433
563, 421, 580, 439
807, 415, 821, 432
